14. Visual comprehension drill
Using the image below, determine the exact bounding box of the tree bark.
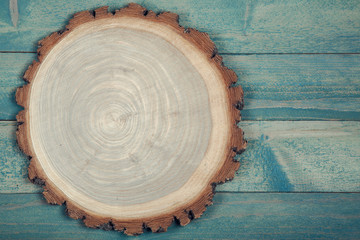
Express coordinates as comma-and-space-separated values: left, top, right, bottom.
16, 3, 246, 235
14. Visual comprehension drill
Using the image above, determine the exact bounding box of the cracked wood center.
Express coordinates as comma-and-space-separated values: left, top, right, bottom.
15, 3, 246, 235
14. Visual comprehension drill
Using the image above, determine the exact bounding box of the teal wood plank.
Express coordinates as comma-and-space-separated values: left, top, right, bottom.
0, 193, 359, 239
219, 121, 360, 192
226, 54, 360, 121
0, 0, 359, 53
0, 122, 40, 193
0, 53, 32, 120
1, 53, 359, 121
1, 121, 359, 193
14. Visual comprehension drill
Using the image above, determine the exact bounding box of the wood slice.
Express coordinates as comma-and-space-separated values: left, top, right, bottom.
16, 3, 246, 235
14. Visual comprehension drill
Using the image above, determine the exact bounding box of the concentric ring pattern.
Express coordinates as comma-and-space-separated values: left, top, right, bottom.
29, 27, 212, 206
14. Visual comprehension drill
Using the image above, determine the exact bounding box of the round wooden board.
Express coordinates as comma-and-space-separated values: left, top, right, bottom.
16, 3, 246, 235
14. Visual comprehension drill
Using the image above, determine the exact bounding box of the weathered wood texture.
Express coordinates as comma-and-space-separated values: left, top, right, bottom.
1, 53, 359, 121
227, 54, 360, 121
0, 0, 359, 53
1, 0, 360, 238
0, 122, 38, 193
222, 121, 360, 192
0, 193, 359, 239
13, 6, 246, 233
1, 121, 359, 193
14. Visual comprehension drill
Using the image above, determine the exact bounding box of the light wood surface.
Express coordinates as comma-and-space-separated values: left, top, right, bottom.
14, 4, 245, 235
0, 0, 359, 238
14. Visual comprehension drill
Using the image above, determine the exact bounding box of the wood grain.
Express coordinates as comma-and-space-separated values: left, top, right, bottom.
9, 0, 18, 27
14, 4, 245, 235
226, 54, 360, 121
1, 0, 359, 238
0, 0, 359, 53
0, 193, 359, 239
1, 53, 359, 121
220, 121, 360, 192
2, 121, 359, 193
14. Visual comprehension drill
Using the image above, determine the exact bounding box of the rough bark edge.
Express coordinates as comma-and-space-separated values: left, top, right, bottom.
16, 3, 247, 236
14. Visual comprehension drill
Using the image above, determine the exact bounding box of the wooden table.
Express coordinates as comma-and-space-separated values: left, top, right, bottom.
1, 0, 359, 239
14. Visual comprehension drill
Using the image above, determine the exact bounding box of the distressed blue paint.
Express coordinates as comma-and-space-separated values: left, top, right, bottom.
1, 53, 360, 121
0, 193, 360, 239
0, 0, 359, 238
241, 108, 360, 121
0, 0, 11, 27
9, 0, 19, 27
0, 53, 31, 120
226, 54, 360, 121
257, 134, 294, 191
217, 121, 360, 192
0, 0, 359, 52
229, 135, 295, 192
2, 121, 359, 193
0, 122, 40, 193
